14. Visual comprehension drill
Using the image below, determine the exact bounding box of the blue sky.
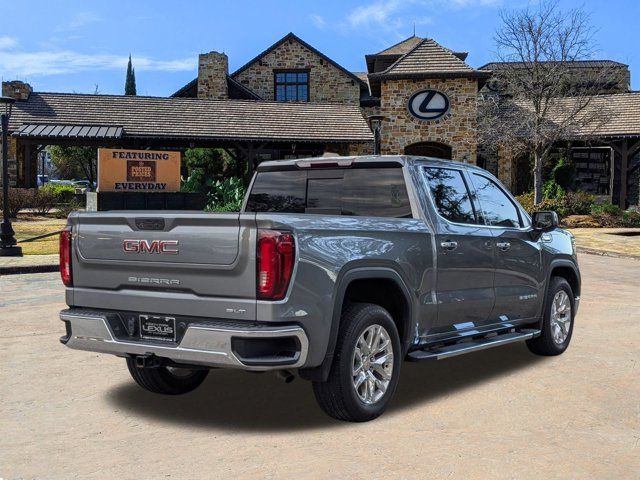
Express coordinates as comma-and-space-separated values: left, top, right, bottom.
1, 0, 638, 96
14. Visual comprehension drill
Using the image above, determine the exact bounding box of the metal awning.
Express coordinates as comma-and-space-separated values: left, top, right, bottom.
13, 124, 124, 139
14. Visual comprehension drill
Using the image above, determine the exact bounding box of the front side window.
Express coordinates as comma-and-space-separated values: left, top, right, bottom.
471, 173, 521, 228
423, 167, 476, 224
275, 71, 309, 102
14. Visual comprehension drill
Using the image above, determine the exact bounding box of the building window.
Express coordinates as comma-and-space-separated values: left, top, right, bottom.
275, 71, 309, 102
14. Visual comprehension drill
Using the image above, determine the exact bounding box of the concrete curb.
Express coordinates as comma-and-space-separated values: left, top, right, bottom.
0, 264, 59, 276
576, 247, 640, 261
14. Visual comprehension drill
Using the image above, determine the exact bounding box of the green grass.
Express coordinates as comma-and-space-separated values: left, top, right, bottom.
13, 215, 66, 255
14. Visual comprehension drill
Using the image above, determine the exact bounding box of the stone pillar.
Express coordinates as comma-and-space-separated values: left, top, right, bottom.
2, 80, 32, 100
197, 52, 228, 100
0, 81, 31, 187
497, 144, 516, 192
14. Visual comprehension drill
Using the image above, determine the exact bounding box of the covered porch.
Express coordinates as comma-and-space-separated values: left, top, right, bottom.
4, 91, 374, 188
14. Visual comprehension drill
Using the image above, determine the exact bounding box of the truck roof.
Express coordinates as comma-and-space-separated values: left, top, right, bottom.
256, 155, 487, 172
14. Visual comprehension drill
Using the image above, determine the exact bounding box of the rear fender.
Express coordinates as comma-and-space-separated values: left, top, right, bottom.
299, 265, 413, 382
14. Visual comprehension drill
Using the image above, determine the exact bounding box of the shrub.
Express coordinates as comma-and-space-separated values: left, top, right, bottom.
515, 190, 596, 217
205, 176, 245, 212
542, 180, 564, 199
42, 184, 76, 204
0, 188, 34, 218
53, 199, 84, 219
181, 148, 234, 193
32, 188, 57, 215
552, 156, 575, 190
590, 202, 622, 216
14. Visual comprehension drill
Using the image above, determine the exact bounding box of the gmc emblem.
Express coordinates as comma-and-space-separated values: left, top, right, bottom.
123, 239, 179, 255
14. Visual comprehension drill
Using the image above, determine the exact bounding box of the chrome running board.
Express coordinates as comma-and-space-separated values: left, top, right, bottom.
407, 329, 541, 361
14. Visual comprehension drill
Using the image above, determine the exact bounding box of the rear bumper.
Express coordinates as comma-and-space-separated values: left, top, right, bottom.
60, 309, 309, 371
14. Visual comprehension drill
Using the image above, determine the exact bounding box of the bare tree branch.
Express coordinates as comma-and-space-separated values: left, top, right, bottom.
480, 0, 617, 204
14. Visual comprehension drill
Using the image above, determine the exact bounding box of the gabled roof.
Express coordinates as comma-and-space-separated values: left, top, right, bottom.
8, 92, 374, 143
370, 38, 489, 79
171, 76, 263, 100
231, 32, 367, 87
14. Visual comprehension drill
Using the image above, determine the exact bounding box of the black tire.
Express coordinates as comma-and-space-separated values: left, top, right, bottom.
527, 276, 575, 356
312, 303, 402, 422
126, 358, 209, 395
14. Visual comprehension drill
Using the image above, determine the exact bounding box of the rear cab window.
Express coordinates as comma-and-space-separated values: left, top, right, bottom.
246, 165, 412, 218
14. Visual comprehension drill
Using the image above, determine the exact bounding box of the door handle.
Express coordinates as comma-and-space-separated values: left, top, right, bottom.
440, 240, 458, 251
496, 241, 511, 251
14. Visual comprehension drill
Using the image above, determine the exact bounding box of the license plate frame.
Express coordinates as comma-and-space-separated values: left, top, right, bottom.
139, 315, 176, 342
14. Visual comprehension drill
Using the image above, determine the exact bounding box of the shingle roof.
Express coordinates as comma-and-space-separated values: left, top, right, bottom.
373, 36, 424, 56
479, 60, 628, 71
371, 38, 490, 79
503, 92, 640, 138
557, 92, 640, 137
8, 92, 373, 143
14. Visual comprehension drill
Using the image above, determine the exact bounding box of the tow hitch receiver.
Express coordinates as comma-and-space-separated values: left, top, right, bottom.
134, 354, 162, 369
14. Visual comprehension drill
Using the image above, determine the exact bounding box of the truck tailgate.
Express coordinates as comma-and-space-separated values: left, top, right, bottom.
69, 211, 257, 320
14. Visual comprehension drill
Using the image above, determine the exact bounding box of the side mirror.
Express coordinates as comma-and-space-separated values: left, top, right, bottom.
532, 211, 559, 231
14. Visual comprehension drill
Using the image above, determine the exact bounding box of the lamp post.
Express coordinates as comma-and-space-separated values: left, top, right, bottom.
368, 115, 385, 155
0, 95, 21, 256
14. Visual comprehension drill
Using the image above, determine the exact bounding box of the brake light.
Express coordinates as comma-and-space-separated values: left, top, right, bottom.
59, 227, 72, 287
257, 229, 295, 300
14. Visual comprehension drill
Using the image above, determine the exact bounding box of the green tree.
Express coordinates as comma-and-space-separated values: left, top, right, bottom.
125, 54, 137, 96
48, 146, 97, 184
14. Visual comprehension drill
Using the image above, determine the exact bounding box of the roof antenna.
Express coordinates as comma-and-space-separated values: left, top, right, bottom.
413, 22, 416, 37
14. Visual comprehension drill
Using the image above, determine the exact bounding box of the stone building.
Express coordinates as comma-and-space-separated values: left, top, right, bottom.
3, 31, 640, 206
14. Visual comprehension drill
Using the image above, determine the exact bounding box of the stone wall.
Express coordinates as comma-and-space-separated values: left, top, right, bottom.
233, 38, 361, 104
197, 52, 228, 100
379, 77, 478, 163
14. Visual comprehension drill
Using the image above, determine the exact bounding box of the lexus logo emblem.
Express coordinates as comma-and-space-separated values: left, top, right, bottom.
407, 90, 450, 121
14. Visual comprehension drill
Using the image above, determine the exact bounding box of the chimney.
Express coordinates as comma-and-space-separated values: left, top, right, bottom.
197, 52, 228, 100
2, 80, 32, 100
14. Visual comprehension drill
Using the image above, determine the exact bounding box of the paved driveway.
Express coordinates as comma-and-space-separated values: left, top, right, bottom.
1, 254, 638, 479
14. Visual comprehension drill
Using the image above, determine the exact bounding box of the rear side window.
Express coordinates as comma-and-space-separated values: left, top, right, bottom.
246, 167, 412, 218
423, 167, 476, 224
245, 171, 306, 213
470, 173, 522, 228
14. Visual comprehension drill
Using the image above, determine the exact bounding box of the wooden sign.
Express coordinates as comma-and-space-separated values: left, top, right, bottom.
98, 148, 181, 192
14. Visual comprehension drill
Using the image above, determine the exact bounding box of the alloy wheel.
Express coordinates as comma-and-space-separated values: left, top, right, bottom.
550, 290, 572, 345
351, 324, 394, 405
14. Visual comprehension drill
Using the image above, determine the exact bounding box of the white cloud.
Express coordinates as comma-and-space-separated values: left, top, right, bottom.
0, 36, 17, 50
342, 0, 501, 32
0, 50, 196, 77
346, 0, 403, 28
310, 13, 326, 28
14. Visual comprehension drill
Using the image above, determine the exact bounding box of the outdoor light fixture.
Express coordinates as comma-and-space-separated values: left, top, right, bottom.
368, 115, 385, 155
0, 95, 22, 256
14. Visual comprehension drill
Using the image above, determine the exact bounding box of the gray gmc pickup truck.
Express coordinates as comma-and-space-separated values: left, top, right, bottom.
60, 156, 580, 422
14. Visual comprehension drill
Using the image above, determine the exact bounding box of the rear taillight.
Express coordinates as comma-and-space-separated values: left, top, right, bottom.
257, 229, 295, 300
59, 227, 72, 287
